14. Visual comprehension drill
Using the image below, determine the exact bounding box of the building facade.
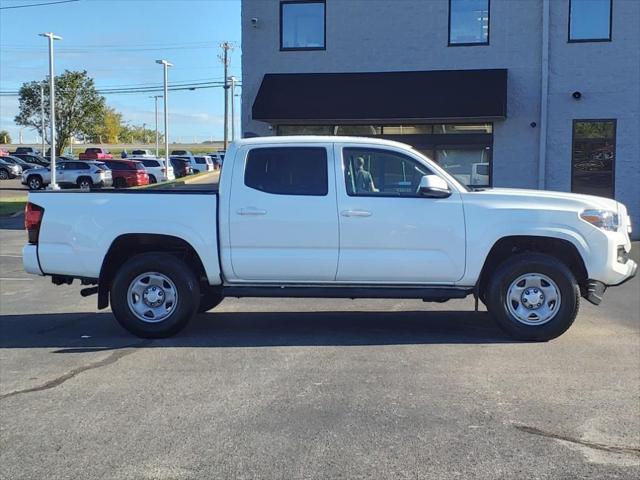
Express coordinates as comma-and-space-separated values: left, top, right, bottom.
241, 0, 640, 234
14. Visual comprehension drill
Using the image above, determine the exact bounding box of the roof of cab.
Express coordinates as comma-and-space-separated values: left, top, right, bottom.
232, 135, 412, 149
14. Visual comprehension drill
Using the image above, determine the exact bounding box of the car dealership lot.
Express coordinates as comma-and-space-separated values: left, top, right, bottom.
1, 215, 638, 479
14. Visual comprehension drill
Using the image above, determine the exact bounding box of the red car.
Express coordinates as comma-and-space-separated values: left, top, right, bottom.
79, 148, 113, 161
103, 160, 149, 188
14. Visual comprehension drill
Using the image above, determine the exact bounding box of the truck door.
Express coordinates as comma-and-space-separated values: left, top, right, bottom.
227, 145, 339, 282
334, 143, 466, 283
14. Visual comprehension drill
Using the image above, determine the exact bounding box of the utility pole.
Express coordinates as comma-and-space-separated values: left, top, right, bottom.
219, 42, 233, 150
156, 60, 173, 163
142, 123, 147, 144
150, 95, 162, 157
40, 83, 45, 155
39, 32, 61, 190
229, 76, 236, 142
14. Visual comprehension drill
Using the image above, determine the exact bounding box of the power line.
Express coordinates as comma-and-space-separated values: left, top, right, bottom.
0, 0, 79, 10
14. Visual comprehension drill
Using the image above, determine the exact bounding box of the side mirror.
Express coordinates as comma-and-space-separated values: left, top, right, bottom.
418, 175, 451, 198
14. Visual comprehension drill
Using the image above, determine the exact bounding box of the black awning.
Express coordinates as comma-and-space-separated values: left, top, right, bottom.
252, 69, 507, 122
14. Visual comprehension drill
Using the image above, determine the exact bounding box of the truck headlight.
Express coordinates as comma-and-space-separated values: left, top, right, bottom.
580, 209, 620, 232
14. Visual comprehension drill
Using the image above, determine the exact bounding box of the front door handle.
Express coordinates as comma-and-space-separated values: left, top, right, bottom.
341, 209, 372, 217
237, 207, 267, 216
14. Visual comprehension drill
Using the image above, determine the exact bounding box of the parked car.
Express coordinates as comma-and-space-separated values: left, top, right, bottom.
11, 146, 41, 155
13, 153, 50, 167
170, 149, 194, 157
169, 157, 193, 178
193, 155, 215, 173
103, 159, 149, 188
21, 160, 113, 190
208, 151, 225, 168
0, 158, 22, 179
131, 149, 154, 158
130, 157, 175, 183
0, 155, 39, 172
22, 136, 636, 340
79, 148, 113, 161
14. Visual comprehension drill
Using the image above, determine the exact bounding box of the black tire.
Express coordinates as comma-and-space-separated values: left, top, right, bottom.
0, 169, 9, 180
198, 289, 223, 313
148, 175, 157, 184
77, 177, 93, 190
110, 253, 200, 338
114, 177, 127, 189
27, 175, 43, 190
486, 253, 579, 341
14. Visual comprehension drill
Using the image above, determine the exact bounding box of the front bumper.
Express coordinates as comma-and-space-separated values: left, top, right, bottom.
585, 259, 637, 305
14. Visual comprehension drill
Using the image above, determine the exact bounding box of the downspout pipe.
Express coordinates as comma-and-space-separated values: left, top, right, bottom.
538, 0, 550, 189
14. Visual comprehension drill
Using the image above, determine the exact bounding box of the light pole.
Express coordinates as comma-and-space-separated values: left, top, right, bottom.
150, 95, 162, 157
40, 83, 45, 155
156, 60, 173, 164
39, 32, 62, 190
228, 76, 236, 142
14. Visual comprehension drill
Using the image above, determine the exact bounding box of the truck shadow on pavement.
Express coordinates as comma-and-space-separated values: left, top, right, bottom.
0, 310, 518, 350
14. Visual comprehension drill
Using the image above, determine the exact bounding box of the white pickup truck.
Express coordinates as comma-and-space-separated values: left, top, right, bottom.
23, 136, 636, 340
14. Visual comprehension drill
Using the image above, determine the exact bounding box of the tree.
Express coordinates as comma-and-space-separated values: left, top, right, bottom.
15, 70, 106, 156
0, 130, 11, 144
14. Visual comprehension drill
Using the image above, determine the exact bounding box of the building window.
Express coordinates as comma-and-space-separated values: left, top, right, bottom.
449, 0, 490, 46
245, 147, 328, 196
569, 0, 612, 42
280, 1, 325, 51
572, 120, 616, 198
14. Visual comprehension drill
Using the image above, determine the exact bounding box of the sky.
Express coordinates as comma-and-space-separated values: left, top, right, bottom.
0, 0, 241, 143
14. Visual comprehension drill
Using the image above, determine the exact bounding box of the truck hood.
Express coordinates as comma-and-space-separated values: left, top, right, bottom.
470, 188, 621, 214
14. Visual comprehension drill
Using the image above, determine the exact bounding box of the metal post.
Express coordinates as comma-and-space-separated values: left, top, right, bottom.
40, 83, 45, 155
229, 76, 236, 142
40, 32, 62, 190
151, 95, 161, 157
219, 42, 232, 151
156, 60, 173, 169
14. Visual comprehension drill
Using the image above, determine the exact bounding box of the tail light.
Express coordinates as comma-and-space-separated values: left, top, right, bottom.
25, 202, 44, 244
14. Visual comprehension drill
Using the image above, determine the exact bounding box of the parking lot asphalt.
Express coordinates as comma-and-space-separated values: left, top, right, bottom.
1, 214, 639, 479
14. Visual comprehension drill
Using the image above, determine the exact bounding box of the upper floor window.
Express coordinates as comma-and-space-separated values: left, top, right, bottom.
280, 1, 326, 51
569, 0, 612, 42
449, 0, 490, 46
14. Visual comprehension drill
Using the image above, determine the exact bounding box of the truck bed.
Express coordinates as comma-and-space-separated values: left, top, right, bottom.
27, 189, 222, 285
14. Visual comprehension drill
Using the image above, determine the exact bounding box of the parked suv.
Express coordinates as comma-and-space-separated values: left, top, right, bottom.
21, 160, 113, 190
0, 158, 22, 179
193, 155, 215, 173
13, 153, 49, 168
169, 157, 193, 178
131, 157, 175, 183
11, 147, 41, 155
103, 159, 149, 188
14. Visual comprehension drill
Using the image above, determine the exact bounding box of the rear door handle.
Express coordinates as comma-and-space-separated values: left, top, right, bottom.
237, 207, 267, 216
341, 209, 372, 217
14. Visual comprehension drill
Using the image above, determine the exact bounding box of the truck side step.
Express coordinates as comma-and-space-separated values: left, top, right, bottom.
221, 285, 472, 301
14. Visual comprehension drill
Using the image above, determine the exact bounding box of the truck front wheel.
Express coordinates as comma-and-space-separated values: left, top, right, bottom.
486, 253, 580, 341
111, 253, 200, 338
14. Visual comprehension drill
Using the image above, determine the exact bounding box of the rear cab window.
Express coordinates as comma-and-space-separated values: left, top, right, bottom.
244, 147, 328, 196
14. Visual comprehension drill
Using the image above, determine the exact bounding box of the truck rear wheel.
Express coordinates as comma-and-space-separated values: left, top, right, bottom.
110, 253, 200, 338
486, 253, 579, 341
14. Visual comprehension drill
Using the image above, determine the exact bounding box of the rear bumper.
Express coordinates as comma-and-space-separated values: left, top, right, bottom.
23, 244, 43, 276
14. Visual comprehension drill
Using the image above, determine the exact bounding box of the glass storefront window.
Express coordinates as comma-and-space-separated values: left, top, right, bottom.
382, 125, 433, 135
277, 125, 333, 136
433, 124, 492, 134
572, 120, 615, 198
334, 125, 382, 135
436, 147, 491, 188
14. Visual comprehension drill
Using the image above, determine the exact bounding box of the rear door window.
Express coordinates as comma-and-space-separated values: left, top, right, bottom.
244, 147, 328, 196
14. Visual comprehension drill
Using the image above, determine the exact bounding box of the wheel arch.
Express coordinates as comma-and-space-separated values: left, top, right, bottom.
98, 233, 208, 309
476, 235, 588, 301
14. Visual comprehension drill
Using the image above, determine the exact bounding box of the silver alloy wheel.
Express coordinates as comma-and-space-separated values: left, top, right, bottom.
506, 273, 561, 325
79, 179, 91, 189
127, 272, 178, 323
29, 177, 41, 189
